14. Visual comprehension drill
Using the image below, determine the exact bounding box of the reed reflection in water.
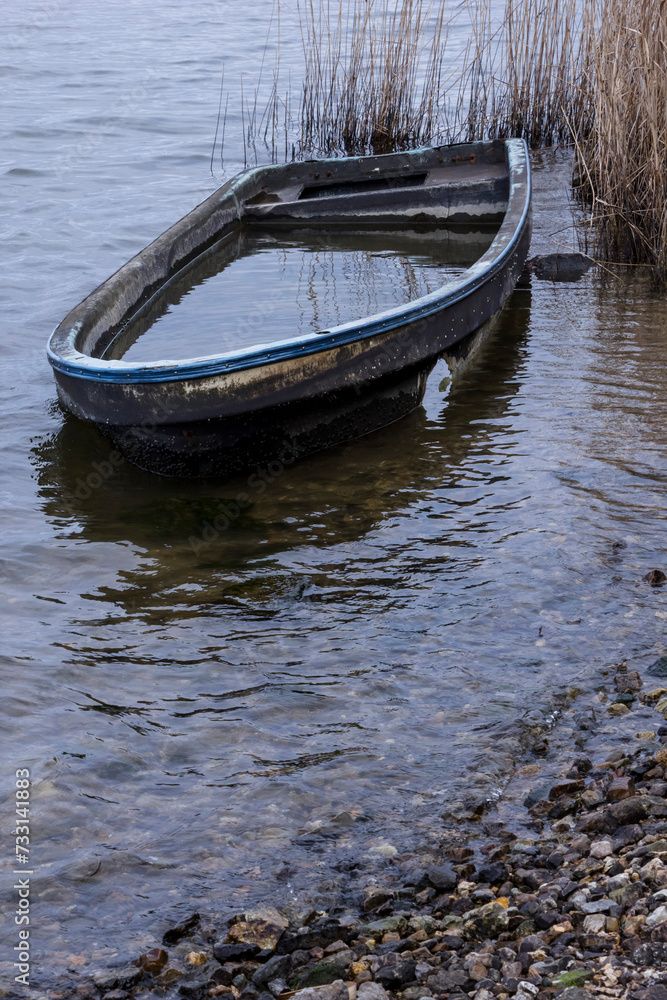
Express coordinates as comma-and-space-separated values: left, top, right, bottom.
110, 225, 497, 363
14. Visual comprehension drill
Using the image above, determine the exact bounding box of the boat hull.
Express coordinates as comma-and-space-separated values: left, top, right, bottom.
47, 140, 532, 478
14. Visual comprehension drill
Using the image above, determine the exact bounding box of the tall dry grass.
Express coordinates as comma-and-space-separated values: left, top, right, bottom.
295, 0, 454, 156
230, 0, 667, 280
456, 0, 586, 148
573, 0, 667, 278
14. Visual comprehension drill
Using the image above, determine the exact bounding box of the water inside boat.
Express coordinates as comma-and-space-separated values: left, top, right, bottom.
108, 224, 499, 363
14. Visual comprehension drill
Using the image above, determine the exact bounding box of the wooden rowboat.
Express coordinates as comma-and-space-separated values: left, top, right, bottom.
47, 139, 531, 478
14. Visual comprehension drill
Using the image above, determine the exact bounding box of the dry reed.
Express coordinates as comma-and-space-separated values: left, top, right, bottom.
573, 0, 667, 280
456, 0, 586, 148
228, 0, 667, 281
295, 0, 455, 156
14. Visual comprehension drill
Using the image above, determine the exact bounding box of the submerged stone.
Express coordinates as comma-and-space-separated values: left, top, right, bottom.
227, 908, 289, 952
525, 253, 593, 282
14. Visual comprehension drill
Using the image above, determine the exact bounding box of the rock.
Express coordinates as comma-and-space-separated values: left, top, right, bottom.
292, 963, 347, 989
427, 968, 473, 993
408, 915, 437, 935
608, 776, 636, 800
162, 912, 200, 945
424, 863, 457, 890
357, 984, 390, 1000
616, 670, 643, 692
640, 857, 667, 884
279, 922, 343, 954
648, 657, 667, 678
554, 990, 592, 1000
646, 904, 667, 929
589, 839, 613, 859
533, 912, 561, 931
582, 913, 607, 934
375, 959, 416, 989
289, 983, 349, 1000
93, 965, 142, 993
612, 824, 643, 850
227, 909, 288, 952
549, 780, 585, 800
633, 941, 667, 964
463, 900, 509, 939
515, 982, 540, 1000
502, 961, 522, 980
548, 796, 577, 818
518, 934, 546, 953
156, 967, 183, 987
572, 856, 605, 879
213, 943, 261, 963
525, 253, 593, 282
93, 968, 142, 992
633, 987, 667, 1000
606, 796, 648, 827
363, 887, 394, 912
579, 897, 615, 914
136, 948, 169, 975
179, 977, 213, 1000
476, 861, 509, 884
646, 795, 667, 818
324, 940, 349, 955
360, 916, 408, 937
185, 952, 207, 965
551, 969, 593, 991
414, 888, 435, 905
610, 882, 645, 908
645, 570, 667, 587
252, 954, 292, 988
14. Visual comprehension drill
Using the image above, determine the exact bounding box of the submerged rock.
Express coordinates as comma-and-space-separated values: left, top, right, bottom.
136, 947, 169, 975
227, 908, 288, 952
163, 911, 200, 945
648, 656, 667, 677
93, 966, 142, 991
524, 252, 594, 281
424, 863, 457, 890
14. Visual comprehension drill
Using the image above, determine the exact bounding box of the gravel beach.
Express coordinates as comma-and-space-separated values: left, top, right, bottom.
30, 648, 667, 1000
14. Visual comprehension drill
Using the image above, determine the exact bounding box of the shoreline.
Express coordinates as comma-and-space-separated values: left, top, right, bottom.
36, 649, 667, 1000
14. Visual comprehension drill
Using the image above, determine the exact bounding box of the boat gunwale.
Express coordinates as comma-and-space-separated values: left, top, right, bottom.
47, 140, 530, 385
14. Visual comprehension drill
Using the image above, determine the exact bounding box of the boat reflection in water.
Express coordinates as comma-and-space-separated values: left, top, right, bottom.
35, 288, 531, 609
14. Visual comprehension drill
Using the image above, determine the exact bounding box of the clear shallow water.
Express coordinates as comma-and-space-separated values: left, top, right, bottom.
1, 0, 667, 989
115, 227, 496, 361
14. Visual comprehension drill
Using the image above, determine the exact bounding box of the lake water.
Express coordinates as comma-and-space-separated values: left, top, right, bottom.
114, 227, 496, 362
2, 0, 667, 989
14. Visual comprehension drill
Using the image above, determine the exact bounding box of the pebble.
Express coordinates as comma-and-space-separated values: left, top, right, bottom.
291, 981, 349, 1000
225, 908, 289, 951
589, 838, 613, 858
